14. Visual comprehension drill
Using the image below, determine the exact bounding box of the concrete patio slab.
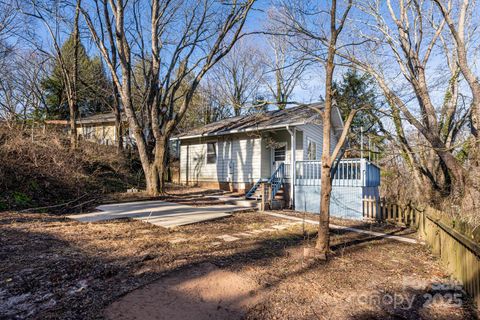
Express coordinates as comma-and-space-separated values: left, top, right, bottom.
68, 200, 247, 228
216, 235, 240, 242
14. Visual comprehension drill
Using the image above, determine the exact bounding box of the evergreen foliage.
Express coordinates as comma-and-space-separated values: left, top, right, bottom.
41, 34, 112, 119
333, 69, 384, 157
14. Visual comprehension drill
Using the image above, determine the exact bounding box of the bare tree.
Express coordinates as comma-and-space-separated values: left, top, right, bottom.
0, 1, 48, 126
341, 0, 470, 198
0, 1, 21, 124
0, 50, 49, 124
279, 0, 358, 259
92, 0, 123, 152
433, 0, 480, 139
81, 0, 254, 195
20, 0, 82, 148
210, 39, 265, 116
263, 8, 309, 110
0, 2, 18, 58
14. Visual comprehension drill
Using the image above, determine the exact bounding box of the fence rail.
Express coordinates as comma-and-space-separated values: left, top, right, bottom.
362, 197, 480, 308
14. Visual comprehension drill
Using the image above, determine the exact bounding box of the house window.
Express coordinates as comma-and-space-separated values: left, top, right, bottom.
274, 146, 286, 162
83, 126, 94, 139
307, 139, 317, 160
206, 142, 217, 164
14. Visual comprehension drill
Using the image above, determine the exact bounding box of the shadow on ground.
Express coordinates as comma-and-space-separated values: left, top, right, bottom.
0, 212, 477, 320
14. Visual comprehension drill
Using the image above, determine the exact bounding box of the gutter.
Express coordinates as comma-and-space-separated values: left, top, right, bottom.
172, 121, 306, 141
171, 107, 343, 141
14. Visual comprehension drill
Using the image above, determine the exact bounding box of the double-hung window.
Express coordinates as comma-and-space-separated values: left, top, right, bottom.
206, 142, 217, 164
307, 138, 317, 160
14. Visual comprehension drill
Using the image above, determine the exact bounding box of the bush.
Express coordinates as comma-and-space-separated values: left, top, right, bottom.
0, 125, 142, 212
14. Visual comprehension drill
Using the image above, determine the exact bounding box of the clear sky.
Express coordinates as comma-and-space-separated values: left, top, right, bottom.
20, 0, 476, 118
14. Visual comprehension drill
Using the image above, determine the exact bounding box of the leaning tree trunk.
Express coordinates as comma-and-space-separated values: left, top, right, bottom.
113, 88, 123, 153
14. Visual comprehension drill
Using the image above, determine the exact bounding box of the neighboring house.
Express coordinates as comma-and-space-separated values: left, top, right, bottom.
45, 113, 180, 159
76, 113, 126, 146
174, 103, 381, 219
46, 113, 132, 147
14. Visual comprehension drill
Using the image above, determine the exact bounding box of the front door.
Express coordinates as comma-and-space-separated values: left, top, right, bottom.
272, 145, 286, 174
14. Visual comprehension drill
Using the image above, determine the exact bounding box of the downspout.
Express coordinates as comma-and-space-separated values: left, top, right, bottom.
286, 125, 296, 208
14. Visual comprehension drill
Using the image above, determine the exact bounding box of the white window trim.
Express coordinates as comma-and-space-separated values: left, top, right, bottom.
206, 142, 217, 164
307, 138, 317, 160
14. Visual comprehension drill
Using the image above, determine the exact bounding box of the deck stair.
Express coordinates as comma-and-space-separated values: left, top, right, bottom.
245, 179, 267, 199
245, 164, 286, 209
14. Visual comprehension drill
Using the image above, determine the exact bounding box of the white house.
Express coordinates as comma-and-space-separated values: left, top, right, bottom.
173, 103, 344, 206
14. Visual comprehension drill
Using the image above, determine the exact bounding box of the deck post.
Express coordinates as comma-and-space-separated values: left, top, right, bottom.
360, 158, 367, 187
287, 126, 296, 208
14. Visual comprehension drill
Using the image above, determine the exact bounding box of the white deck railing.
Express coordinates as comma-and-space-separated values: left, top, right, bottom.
294, 158, 380, 187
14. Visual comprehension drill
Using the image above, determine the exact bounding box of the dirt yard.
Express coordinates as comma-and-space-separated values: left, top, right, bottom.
1, 210, 478, 319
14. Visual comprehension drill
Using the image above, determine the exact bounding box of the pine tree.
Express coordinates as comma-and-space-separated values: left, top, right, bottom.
333, 69, 384, 158
41, 34, 112, 119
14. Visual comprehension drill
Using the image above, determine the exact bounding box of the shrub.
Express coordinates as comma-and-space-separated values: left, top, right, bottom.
0, 125, 142, 212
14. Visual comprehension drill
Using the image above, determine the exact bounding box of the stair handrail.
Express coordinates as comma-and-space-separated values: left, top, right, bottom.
268, 163, 284, 183
245, 178, 263, 199
268, 163, 285, 199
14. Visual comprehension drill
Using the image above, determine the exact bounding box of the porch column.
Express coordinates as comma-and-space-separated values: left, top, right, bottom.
287, 126, 296, 208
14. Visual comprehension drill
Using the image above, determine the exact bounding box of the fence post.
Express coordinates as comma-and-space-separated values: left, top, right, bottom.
362, 197, 366, 219
360, 158, 366, 187
260, 182, 271, 211
380, 200, 385, 221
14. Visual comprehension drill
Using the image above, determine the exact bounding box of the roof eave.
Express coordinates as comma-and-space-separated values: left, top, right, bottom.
173, 121, 307, 140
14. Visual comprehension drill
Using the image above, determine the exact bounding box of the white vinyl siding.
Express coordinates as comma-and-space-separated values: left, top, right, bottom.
300, 124, 323, 160
299, 123, 339, 160
180, 134, 262, 184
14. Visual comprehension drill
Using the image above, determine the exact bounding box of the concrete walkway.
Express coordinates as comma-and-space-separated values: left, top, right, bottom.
68, 200, 249, 228
264, 212, 420, 244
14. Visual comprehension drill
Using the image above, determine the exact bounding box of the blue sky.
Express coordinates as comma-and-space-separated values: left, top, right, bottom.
23, 0, 476, 116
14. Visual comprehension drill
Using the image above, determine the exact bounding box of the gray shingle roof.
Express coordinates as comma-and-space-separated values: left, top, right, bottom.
76, 113, 119, 124
175, 103, 339, 139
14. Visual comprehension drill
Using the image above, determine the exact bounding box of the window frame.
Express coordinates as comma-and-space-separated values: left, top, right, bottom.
274, 145, 286, 162
206, 142, 217, 164
307, 138, 317, 160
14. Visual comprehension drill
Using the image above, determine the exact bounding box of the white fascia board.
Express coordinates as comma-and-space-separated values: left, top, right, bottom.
173, 122, 306, 141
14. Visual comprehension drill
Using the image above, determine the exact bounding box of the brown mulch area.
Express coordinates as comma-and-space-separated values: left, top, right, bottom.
1, 211, 477, 319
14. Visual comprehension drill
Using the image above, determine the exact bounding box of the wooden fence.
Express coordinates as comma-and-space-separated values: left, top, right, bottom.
362, 197, 480, 308
362, 197, 418, 226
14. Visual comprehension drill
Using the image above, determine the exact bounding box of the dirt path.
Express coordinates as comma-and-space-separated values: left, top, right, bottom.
105, 263, 262, 320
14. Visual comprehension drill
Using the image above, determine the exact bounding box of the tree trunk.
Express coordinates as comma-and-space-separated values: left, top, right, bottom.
315, 163, 332, 258
145, 163, 160, 196
113, 91, 123, 153
68, 101, 77, 148
315, 21, 336, 258
69, 0, 81, 149
154, 137, 169, 195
